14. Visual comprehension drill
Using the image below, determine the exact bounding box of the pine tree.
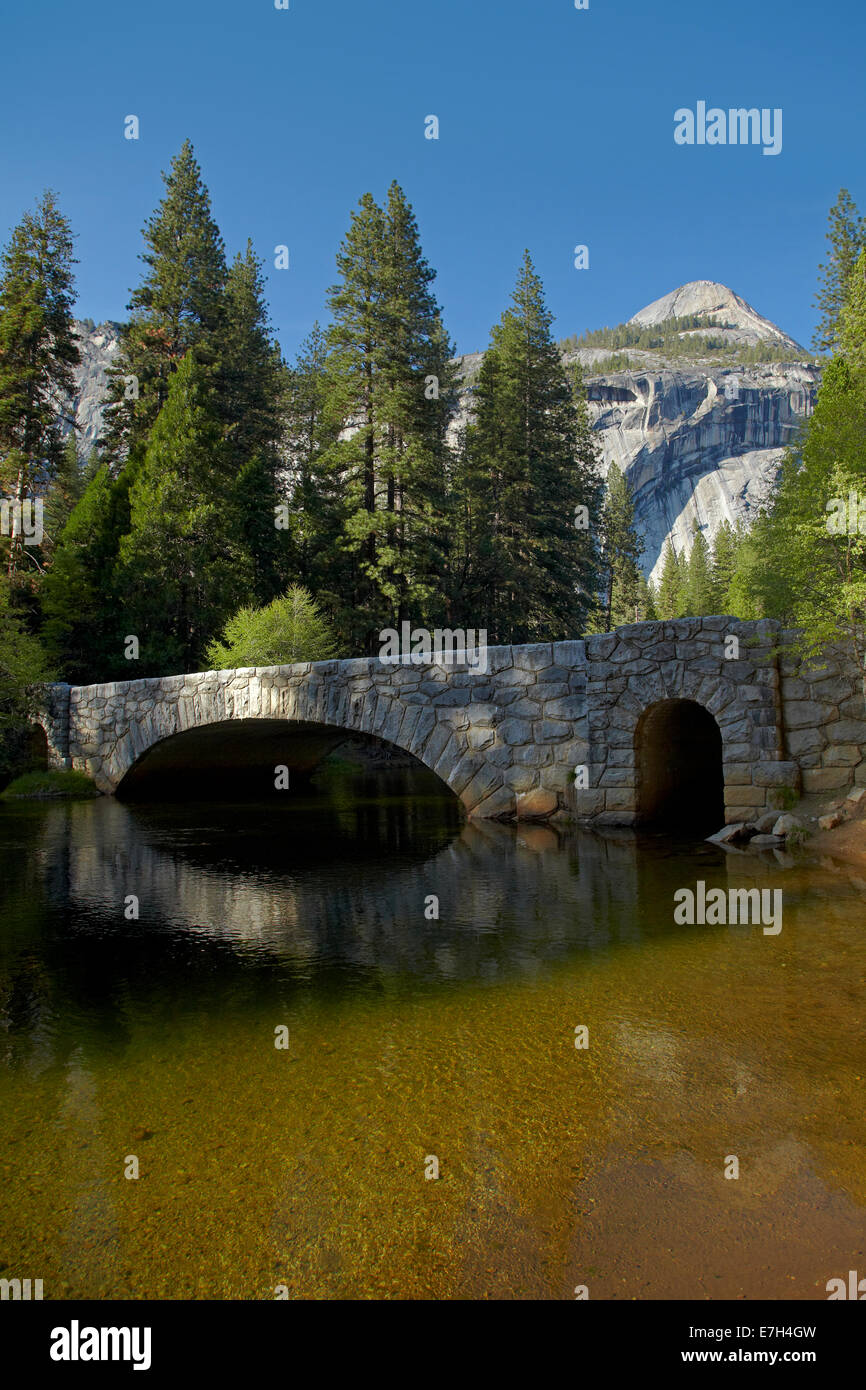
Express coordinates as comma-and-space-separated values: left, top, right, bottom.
219, 241, 288, 603
319, 186, 457, 651
709, 519, 739, 612
684, 525, 715, 615
205, 586, 338, 668
813, 189, 866, 356
0, 191, 80, 580
460, 252, 601, 642
115, 354, 252, 674
40, 457, 141, 683
101, 141, 227, 461
656, 540, 684, 618
599, 462, 643, 629
839, 247, 866, 370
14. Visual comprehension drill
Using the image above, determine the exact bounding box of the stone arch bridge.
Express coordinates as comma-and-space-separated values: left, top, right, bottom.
36, 618, 865, 827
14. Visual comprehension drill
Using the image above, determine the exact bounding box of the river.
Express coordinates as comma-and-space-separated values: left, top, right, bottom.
1, 761, 864, 1300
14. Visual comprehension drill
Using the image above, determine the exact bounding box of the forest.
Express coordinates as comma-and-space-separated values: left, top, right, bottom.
1, 148, 865, 775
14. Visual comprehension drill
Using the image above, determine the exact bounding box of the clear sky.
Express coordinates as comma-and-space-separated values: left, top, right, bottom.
2, 0, 863, 358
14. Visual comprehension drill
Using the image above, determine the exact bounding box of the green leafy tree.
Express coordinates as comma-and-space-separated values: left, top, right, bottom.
115, 353, 252, 674
205, 585, 338, 668
813, 189, 866, 356
0, 191, 80, 580
101, 141, 227, 461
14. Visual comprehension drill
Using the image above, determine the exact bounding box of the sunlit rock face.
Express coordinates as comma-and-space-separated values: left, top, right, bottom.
581, 362, 819, 584
70, 282, 819, 583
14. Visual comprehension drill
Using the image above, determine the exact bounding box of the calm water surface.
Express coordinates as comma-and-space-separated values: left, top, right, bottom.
1, 764, 864, 1300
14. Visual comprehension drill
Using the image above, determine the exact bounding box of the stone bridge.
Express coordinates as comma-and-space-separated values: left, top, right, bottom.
35, 618, 866, 827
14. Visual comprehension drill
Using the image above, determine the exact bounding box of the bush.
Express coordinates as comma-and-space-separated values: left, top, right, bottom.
205, 586, 338, 670
1, 769, 99, 800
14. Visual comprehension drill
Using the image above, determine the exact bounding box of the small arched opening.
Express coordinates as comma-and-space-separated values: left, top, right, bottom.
635, 698, 724, 833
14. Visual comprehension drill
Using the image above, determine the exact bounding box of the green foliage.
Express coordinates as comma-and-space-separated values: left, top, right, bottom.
656, 540, 685, 619
813, 189, 866, 356
453, 253, 602, 643
735, 356, 866, 681
41, 458, 140, 683
101, 141, 227, 461
2, 768, 98, 800
116, 353, 253, 674
559, 314, 809, 365
596, 462, 644, 629
684, 525, 715, 615
205, 586, 338, 668
0, 190, 80, 582
0, 575, 49, 777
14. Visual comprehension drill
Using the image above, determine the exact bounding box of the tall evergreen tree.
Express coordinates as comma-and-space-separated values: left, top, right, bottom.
839, 247, 866, 372
684, 525, 715, 615
40, 456, 141, 683
458, 252, 601, 642
114, 354, 252, 674
219, 241, 288, 603
709, 518, 739, 612
813, 189, 866, 356
656, 539, 685, 619
0, 191, 80, 580
101, 141, 227, 462
319, 185, 457, 650
598, 462, 643, 629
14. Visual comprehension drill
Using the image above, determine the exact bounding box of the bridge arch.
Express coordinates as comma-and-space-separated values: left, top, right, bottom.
634, 698, 724, 832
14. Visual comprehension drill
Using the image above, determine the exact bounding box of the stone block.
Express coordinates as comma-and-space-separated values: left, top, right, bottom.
552, 640, 586, 668
724, 785, 766, 805
499, 717, 533, 746
536, 719, 571, 741
802, 767, 852, 793
753, 761, 800, 788
826, 718, 866, 743
514, 645, 553, 671
515, 788, 557, 820
723, 764, 752, 785
784, 700, 838, 730
823, 744, 862, 767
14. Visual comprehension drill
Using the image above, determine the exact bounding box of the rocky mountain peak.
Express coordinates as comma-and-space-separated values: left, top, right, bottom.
628, 280, 803, 351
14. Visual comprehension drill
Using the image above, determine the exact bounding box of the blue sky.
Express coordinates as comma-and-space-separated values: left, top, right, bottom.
2, 0, 863, 358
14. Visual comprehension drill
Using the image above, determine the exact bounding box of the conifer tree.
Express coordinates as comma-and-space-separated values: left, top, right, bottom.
101, 141, 227, 461
709, 519, 739, 612
684, 525, 715, 615
656, 539, 684, 618
41, 457, 141, 683
219, 241, 288, 602
813, 189, 866, 356
460, 253, 601, 642
839, 247, 866, 371
115, 354, 252, 674
0, 191, 80, 580
598, 462, 643, 629
319, 186, 457, 650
